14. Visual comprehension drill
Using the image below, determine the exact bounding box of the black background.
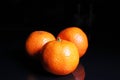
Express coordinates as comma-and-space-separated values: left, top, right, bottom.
0, 0, 120, 80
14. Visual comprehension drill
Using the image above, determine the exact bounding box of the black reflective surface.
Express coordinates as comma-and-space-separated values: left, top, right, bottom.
0, 1, 120, 80
0, 27, 120, 80
0, 33, 85, 80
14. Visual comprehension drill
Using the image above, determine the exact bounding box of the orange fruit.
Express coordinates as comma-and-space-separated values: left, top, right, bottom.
25, 31, 55, 56
57, 27, 88, 58
41, 38, 79, 75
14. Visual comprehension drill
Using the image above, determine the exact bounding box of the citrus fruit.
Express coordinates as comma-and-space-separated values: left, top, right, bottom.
25, 31, 55, 56
41, 37, 79, 75
57, 27, 88, 58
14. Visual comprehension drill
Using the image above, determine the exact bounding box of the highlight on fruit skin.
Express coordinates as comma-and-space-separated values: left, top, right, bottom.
57, 27, 88, 58
41, 37, 80, 75
25, 30, 56, 56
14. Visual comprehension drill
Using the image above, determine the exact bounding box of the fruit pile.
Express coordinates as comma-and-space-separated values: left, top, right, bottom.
25, 27, 88, 75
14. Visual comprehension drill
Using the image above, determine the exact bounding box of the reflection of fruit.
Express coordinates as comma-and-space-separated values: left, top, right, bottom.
41, 38, 79, 75
27, 74, 36, 80
72, 64, 85, 80
57, 27, 88, 58
25, 31, 55, 56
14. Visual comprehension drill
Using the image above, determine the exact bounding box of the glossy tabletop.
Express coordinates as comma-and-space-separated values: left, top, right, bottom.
0, 28, 119, 80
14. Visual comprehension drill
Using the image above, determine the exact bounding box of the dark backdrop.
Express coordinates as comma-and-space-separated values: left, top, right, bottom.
0, 0, 120, 80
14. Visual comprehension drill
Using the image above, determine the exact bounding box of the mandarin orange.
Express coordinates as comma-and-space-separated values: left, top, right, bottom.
41, 38, 79, 75
57, 27, 88, 58
25, 31, 55, 56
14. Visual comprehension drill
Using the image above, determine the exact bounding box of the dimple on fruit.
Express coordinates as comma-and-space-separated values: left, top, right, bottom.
41, 37, 79, 75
